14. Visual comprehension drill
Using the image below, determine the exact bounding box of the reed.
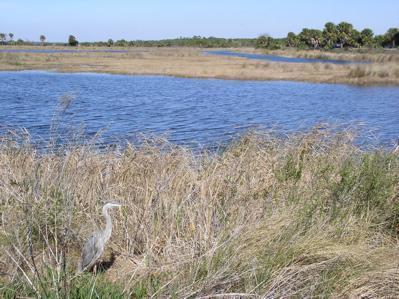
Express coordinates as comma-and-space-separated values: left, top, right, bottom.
1, 128, 398, 298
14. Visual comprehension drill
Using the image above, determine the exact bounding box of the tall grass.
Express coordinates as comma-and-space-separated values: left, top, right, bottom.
260, 48, 399, 63
0, 129, 398, 298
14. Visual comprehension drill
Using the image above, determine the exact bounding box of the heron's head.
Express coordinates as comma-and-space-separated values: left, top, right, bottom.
103, 202, 122, 211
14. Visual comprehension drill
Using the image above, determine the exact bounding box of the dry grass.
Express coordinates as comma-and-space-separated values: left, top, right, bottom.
1, 46, 399, 85
247, 48, 399, 63
1, 128, 398, 298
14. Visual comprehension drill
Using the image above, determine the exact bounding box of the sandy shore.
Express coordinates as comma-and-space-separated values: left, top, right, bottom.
1, 46, 398, 85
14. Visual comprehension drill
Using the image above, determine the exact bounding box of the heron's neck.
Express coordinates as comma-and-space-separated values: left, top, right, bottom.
102, 207, 113, 243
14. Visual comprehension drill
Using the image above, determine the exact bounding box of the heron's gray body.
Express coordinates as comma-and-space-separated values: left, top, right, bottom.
78, 231, 104, 272
77, 203, 121, 273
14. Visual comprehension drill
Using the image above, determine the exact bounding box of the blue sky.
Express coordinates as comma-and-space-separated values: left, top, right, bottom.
1, 0, 398, 42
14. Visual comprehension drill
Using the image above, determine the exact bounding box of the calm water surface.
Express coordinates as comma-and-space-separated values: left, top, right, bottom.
0, 71, 398, 148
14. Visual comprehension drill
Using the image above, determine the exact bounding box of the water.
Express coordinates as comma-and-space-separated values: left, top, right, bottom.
0, 71, 398, 148
0, 49, 128, 53
207, 50, 368, 65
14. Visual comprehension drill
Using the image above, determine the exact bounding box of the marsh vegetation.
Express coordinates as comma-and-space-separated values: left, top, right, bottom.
0, 128, 398, 298
1, 46, 399, 85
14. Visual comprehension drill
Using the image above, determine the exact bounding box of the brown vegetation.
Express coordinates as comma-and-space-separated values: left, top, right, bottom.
1, 128, 399, 297
0, 46, 398, 85
253, 48, 399, 63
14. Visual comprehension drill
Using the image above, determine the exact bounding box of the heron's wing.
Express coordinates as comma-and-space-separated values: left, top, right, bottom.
79, 232, 103, 271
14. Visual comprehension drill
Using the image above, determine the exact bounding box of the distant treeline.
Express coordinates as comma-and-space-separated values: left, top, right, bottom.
1, 23, 398, 49
257, 22, 399, 50
81, 36, 257, 48
0, 34, 257, 48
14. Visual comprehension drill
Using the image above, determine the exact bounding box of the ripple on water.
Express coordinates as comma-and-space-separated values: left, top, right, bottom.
0, 71, 398, 148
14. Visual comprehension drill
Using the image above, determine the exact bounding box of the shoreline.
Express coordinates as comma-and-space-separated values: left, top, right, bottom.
1, 46, 398, 86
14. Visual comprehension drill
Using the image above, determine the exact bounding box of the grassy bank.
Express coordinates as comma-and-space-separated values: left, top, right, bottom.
1, 46, 399, 85
251, 48, 399, 63
1, 129, 398, 298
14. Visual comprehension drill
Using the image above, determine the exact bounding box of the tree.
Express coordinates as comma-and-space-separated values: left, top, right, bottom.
359, 28, 374, 47
286, 32, 299, 47
256, 34, 273, 48
351, 29, 361, 47
322, 22, 338, 48
40, 35, 46, 46
393, 31, 399, 48
384, 28, 399, 47
115, 39, 128, 47
0, 33, 6, 45
373, 35, 385, 47
336, 22, 356, 48
107, 38, 114, 47
68, 35, 78, 46
8, 33, 14, 44
299, 28, 322, 49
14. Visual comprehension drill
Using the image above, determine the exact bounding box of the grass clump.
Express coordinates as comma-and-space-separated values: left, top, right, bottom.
0, 128, 398, 298
1, 272, 125, 299
349, 66, 368, 78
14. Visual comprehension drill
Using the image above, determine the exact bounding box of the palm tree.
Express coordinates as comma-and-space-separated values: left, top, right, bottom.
299, 28, 322, 49
0, 33, 6, 45
360, 29, 374, 47
322, 22, 338, 49
286, 32, 298, 47
256, 34, 273, 49
68, 35, 78, 46
40, 35, 46, 46
384, 28, 399, 48
8, 33, 14, 44
337, 22, 355, 48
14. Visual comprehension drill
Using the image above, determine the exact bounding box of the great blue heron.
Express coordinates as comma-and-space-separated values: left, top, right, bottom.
77, 202, 122, 273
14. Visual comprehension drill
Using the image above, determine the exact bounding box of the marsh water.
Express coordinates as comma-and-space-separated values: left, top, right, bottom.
207, 50, 367, 64
0, 71, 398, 148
